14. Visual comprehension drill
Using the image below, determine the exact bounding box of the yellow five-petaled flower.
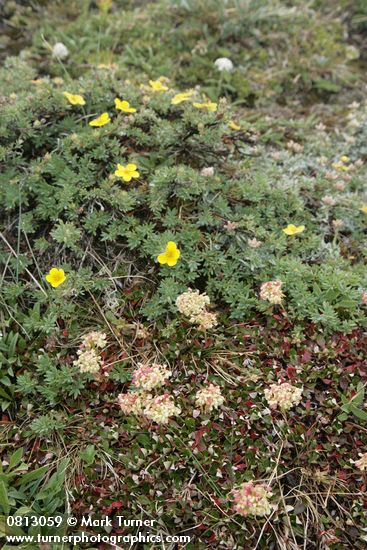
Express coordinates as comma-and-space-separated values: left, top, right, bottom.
45, 268, 66, 288
89, 112, 111, 127
157, 241, 181, 267
193, 100, 217, 112
63, 91, 85, 106
171, 90, 194, 105
228, 120, 241, 130
114, 98, 137, 113
149, 79, 169, 92
283, 224, 305, 236
115, 163, 140, 182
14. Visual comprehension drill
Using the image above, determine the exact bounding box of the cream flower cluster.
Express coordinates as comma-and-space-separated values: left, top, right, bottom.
195, 383, 224, 412
117, 391, 180, 425
81, 331, 107, 349
118, 361, 180, 425
132, 362, 172, 391
193, 311, 218, 331
176, 288, 210, 317
264, 382, 302, 411
233, 481, 272, 517
259, 280, 284, 305
144, 393, 181, 425
74, 330, 107, 375
74, 348, 102, 374
176, 288, 217, 330
353, 452, 367, 471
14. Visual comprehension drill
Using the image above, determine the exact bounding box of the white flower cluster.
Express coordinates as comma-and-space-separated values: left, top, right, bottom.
233, 481, 272, 517
214, 57, 234, 72
74, 330, 107, 375
259, 280, 284, 305
132, 362, 172, 391
264, 382, 302, 411
195, 383, 224, 412
52, 42, 69, 60
176, 288, 217, 331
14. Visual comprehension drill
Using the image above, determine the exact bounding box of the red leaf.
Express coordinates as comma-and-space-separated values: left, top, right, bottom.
286, 365, 297, 380
300, 349, 312, 363
110, 501, 123, 509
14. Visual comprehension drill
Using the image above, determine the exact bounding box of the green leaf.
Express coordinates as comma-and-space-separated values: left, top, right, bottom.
18, 465, 48, 486
0, 480, 10, 514
8, 448, 23, 472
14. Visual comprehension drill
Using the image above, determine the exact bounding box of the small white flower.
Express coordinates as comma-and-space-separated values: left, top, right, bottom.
201, 166, 215, 177
52, 42, 69, 60
214, 57, 234, 72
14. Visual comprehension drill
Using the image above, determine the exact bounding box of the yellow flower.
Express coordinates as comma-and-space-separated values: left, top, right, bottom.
149, 80, 169, 92
193, 100, 217, 112
63, 91, 85, 106
114, 98, 137, 113
157, 241, 181, 267
332, 162, 349, 172
114, 163, 140, 182
96, 0, 112, 12
171, 90, 194, 105
340, 155, 349, 163
361, 205, 367, 214
283, 224, 305, 236
45, 268, 66, 288
89, 112, 111, 127
228, 120, 241, 130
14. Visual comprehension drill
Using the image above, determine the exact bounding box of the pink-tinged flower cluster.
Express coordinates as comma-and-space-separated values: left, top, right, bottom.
259, 280, 284, 305
248, 237, 262, 248
353, 452, 367, 471
74, 348, 102, 374
117, 392, 144, 415
132, 362, 172, 391
232, 481, 272, 517
321, 195, 336, 206
264, 382, 302, 411
195, 383, 224, 412
362, 291, 367, 305
81, 331, 107, 349
143, 393, 181, 425
176, 288, 218, 330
